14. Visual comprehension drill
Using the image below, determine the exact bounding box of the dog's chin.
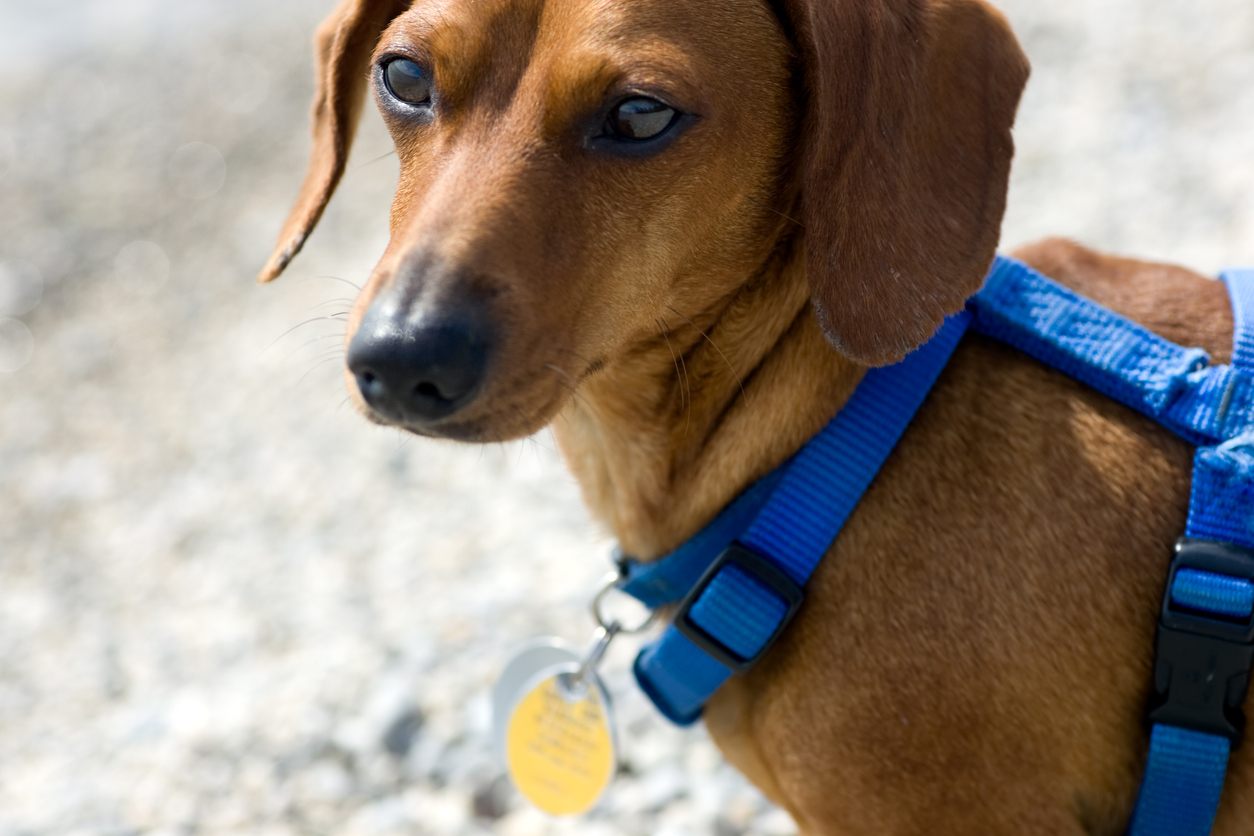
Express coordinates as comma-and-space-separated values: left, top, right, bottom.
348, 384, 570, 444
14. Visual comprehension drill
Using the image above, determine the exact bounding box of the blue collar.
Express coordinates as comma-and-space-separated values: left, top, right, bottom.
618, 290, 973, 725
613, 253, 1254, 836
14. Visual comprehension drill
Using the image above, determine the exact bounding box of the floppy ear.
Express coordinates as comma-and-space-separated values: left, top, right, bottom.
781, 0, 1029, 364
259, 0, 412, 283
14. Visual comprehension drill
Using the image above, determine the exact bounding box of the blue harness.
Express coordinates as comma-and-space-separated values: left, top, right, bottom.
615, 255, 1254, 836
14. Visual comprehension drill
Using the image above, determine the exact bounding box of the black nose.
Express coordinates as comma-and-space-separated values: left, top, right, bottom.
347, 300, 489, 425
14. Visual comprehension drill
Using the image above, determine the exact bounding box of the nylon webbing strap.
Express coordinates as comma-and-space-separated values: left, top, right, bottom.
968, 258, 1254, 446
631, 308, 973, 724
1225, 269, 1254, 370
1128, 726, 1230, 836
618, 468, 786, 610
1126, 268, 1254, 836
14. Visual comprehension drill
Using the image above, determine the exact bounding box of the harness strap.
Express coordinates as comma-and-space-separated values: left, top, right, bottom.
969, 260, 1253, 445
1226, 269, 1254, 370
1125, 269, 1254, 836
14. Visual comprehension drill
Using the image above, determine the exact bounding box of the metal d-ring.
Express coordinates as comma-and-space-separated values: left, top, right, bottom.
591, 571, 659, 635
566, 621, 621, 691
557, 571, 660, 701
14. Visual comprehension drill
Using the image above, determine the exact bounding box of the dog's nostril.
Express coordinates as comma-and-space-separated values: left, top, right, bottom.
414, 381, 443, 401
355, 368, 385, 402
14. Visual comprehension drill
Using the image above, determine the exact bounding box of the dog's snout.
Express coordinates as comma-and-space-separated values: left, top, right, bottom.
347, 300, 489, 426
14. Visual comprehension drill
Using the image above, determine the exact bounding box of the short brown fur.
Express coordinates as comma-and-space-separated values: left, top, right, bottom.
263, 1, 1253, 832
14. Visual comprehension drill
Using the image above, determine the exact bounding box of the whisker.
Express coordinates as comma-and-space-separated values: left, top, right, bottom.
308, 347, 347, 362
355, 148, 398, 171
668, 305, 749, 408
261, 316, 352, 356
676, 347, 693, 436
746, 195, 806, 229
489, 429, 508, 464
657, 318, 690, 438
281, 331, 347, 363
308, 298, 356, 311
545, 363, 589, 409
550, 379, 588, 411
305, 274, 364, 292
293, 356, 343, 391
544, 362, 578, 385
553, 347, 596, 366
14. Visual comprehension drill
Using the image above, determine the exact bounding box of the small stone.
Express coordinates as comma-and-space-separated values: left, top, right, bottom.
471, 773, 513, 820
382, 708, 423, 758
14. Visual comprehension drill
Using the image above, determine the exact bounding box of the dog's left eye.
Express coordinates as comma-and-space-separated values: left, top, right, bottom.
606, 97, 677, 141
382, 58, 432, 105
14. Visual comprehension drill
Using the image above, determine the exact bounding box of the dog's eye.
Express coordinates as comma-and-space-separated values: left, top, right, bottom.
383, 58, 432, 105
607, 97, 677, 141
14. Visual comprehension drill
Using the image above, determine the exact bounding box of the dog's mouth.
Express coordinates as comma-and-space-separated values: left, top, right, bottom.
345, 358, 586, 443
355, 377, 579, 443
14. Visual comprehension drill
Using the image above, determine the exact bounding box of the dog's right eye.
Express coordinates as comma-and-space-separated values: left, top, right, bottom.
607, 97, 677, 141
382, 58, 432, 105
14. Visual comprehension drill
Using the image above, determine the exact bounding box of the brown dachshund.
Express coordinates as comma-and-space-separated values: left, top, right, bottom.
260, 0, 1251, 832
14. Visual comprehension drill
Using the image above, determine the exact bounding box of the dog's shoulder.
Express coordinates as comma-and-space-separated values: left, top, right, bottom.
1011, 237, 1235, 362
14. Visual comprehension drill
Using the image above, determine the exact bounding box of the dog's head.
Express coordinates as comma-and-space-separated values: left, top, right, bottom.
262, 0, 1028, 442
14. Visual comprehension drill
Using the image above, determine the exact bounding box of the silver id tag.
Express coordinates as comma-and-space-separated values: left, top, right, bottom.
491, 637, 582, 760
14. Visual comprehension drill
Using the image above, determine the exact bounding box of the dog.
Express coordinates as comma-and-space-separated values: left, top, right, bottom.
258, 0, 1248, 832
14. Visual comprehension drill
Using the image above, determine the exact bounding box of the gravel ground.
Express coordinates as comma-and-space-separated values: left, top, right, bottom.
1, 1, 1252, 834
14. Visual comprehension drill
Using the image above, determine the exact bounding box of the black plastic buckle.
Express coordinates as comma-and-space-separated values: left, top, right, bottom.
1147, 537, 1254, 743
673, 542, 805, 675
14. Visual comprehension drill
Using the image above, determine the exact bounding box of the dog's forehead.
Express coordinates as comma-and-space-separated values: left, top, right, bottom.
391, 0, 775, 56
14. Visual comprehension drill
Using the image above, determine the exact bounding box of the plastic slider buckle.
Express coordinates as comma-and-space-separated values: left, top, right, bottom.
1148, 537, 1254, 743
673, 542, 805, 675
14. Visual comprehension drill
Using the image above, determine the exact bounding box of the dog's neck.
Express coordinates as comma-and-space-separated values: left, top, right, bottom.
550, 234, 865, 560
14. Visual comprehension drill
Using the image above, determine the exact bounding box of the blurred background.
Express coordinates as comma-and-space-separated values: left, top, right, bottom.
0, 1, 1251, 834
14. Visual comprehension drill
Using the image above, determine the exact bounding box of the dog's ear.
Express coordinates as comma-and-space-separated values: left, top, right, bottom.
782, 0, 1029, 364
259, 0, 411, 283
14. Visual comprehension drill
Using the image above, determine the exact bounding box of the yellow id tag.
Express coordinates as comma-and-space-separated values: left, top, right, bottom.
505, 667, 616, 816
